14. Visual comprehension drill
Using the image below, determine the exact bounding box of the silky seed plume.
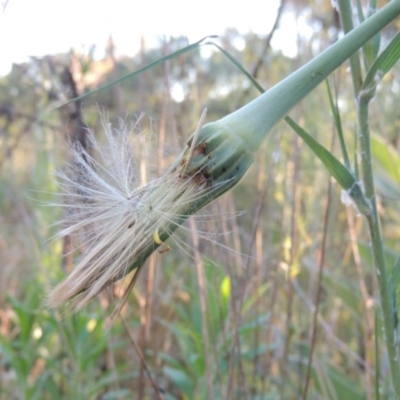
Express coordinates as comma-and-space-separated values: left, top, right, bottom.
47, 111, 252, 313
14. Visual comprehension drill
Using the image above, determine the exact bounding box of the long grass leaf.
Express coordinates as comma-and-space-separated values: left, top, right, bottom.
361, 31, 400, 99
284, 117, 355, 189
325, 80, 350, 168
285, 116, 371, 215
57, 35, 218, 108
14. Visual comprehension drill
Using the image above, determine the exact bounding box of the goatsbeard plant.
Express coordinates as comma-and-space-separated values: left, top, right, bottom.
48, 0, 400, 393
48, 0, 400, 308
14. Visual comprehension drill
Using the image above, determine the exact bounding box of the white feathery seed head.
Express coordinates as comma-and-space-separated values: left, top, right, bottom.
47, 111, 255, 313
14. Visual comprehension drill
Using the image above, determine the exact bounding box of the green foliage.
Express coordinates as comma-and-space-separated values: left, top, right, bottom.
361, 31, 400, 101
1, 3, 400, 399
0, 284, 118, 399
312, 363, 366, 400
154, 263, 273, 399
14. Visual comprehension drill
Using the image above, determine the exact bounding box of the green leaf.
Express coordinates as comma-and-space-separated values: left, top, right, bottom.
371, 135, 400, 199
312, 363, 366, 400
361, 31, 400, 100
285, 116, 371, 215
371, 135, 400, 184
7, 295, 36, 344
163, 366, 194, 396
325, 80, 350, 168
285, 116, 355, 189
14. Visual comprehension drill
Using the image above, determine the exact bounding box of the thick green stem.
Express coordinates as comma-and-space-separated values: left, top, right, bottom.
334, 1, 399, 394
336, 1, 400, 393
220, 0, 400, 151
358, 96, 400, 398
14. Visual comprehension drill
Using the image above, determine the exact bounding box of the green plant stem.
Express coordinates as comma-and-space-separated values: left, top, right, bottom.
335, 1, 399, 395
337, 0, 363, 96
221, 0, 400, 151
358, 95, 400, 398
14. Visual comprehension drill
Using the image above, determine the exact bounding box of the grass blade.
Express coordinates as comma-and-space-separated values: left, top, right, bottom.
284, 116, 371, 215
57, 35, 218, 108
361, 31, 400, 99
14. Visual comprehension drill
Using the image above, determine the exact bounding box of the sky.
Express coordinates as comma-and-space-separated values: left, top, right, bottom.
0, 0, 298, 76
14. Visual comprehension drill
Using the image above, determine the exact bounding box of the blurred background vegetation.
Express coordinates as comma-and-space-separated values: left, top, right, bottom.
1, 0, 400, 398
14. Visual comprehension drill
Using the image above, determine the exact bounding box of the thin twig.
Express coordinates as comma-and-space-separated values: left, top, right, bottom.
138, 145, 156, 397
246, 145, 277, 391
292, 278, 374, 374
189, 216, 215, 400
251, 0, 286, 80
120, 315, 165, 400
236, 0, 286, 104
302, 175, 333, 399
346, 207, 374, 399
